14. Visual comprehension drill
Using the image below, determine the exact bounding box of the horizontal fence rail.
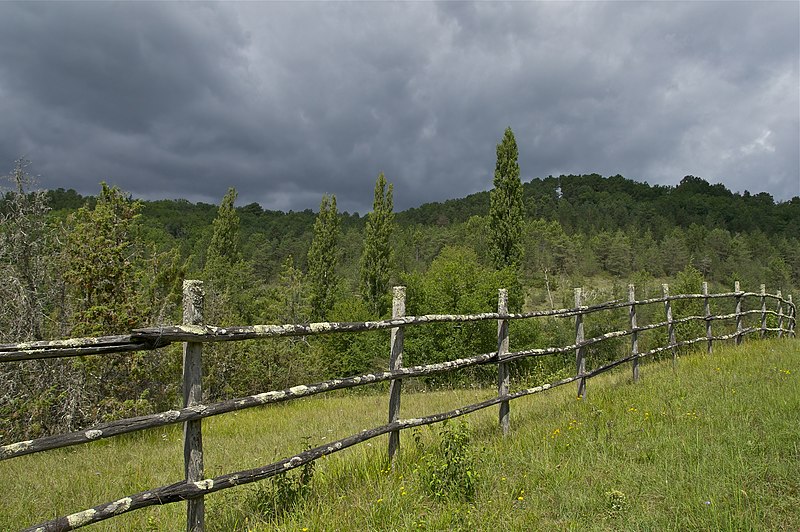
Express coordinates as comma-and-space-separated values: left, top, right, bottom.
1, 281, 795, 532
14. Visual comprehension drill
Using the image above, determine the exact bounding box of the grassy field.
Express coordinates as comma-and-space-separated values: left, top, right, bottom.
1, 338, 798, 531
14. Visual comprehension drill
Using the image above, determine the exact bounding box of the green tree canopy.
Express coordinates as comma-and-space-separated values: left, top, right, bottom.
360, 173, 394, 315
63, 182, 142, 335
307, 194, 340, 320
489, 127, 524, 270
205, 187, 242, 276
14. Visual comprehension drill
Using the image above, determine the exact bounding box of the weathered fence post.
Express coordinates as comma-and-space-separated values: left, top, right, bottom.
182, 280, 204, 532
776, 290, 784, 339
663, 284, 676, 371
788, 295, 796, 337
497, 289, 510, 435
760, 284, 767, 339
735, 281, 743, 345
703, 282, 712, 354
388, 286, 406, 463
575, 288, 586, 399
629, 284, 639, 383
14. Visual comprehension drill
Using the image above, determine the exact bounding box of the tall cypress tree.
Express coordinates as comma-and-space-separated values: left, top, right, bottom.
489, 127, 524, 270
205, 187, 242, 277
307, 194, 340, 321
360, 173, 394, 315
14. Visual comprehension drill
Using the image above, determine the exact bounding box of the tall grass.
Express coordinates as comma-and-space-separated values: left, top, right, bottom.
1, 339, 797, 530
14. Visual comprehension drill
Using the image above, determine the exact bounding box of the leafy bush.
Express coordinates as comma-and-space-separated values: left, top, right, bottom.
413, 420, 478, 502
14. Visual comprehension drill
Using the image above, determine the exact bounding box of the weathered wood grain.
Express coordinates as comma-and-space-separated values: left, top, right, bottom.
703, 282, 712, 354
735, 281, 743, 346
574, 288, 586, 399
760, 285, 767, 339
497, 289, 510, 435
629, 284, 639, 383
388, 286, 405, 462
182, 280, 204, 532
663, 284, 676, 371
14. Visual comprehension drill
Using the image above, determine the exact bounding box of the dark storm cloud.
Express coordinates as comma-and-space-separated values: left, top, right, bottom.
0, 2, 797, 213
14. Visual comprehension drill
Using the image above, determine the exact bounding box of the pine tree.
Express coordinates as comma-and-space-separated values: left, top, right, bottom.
63, 182, 142, 335
489, 127, 524, 270
205, 187, 242, 277
307, 194, 340, 321
360, 173, 394, 315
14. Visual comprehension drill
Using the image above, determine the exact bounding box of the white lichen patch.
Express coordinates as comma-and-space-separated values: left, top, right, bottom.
85, 430, 103, 440
289, 385, 308, 395
2, 440, 33, 457
193, 479, 214, 491
309, 322, 332, 332
177, 325, 206, 335
283, 456, 302, 468
67, 509, 97, 527
106, 497, 132, 514
326, 442, 343, 453
161, 410, 181, 422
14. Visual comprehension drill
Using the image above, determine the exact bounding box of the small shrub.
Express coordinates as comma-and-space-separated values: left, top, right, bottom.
415, 420, 478, 501
250, 437, 315, 520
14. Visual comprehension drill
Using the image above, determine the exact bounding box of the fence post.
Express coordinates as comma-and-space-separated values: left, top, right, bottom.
760, 284, 767, 339
575, 288, 586, 399
629, 284, 639, 383
182, 280, 204, 532
703, 282, 712, 354
497, 289, 510, 435
735, 281, 743, 345
776, 290, 784, 339
663, 284, 676, 371
388, 286, 406, 463
788, 295, 795, 337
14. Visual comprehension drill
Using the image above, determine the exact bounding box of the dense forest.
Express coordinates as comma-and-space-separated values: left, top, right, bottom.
1, 132, 798, 441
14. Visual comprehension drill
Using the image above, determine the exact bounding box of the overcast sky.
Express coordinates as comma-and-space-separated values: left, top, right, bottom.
1, 2, 797, 214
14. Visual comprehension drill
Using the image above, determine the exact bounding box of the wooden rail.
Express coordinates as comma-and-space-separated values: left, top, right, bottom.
1, 282, 795, 531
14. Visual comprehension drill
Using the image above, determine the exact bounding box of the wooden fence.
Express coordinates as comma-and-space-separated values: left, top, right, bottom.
0, 281, 796, 531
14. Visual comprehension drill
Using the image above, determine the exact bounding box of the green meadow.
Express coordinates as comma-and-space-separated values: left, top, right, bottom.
2, 338, 798, 531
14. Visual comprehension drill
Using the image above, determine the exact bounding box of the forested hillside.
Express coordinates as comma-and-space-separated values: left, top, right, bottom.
42, 171, 800, 295
1, 149, 798, 442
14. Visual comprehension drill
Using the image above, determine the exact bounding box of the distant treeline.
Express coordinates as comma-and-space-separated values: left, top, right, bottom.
2, 166, 797, 443
41, 172, 800, 289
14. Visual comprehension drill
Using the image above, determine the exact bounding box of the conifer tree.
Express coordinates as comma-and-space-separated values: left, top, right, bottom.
360, 173, 394, 315
64, 182, 142, 335
307, 194, 340, 320
205, 187, 242, 277
489, 127, 524, 270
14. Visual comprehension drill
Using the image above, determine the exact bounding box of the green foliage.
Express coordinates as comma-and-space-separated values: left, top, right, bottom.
321, 297, 387, 378
250, 437, 315, 521
489, 127, 524, 270
672, 265, 706, 344
360, 173, 395, 316
403, 245, 521, 384
307, 194, 341, 320
63, 182, 143, 336
413, 420, 478, 502
204, 187, 242, 278
273, 255, 309, 324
